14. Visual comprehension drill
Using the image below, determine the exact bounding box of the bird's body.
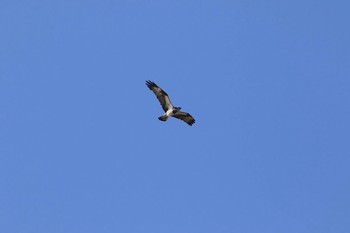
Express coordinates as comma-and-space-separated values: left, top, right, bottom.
159, 107, 181, 121
145, 80, 195, 126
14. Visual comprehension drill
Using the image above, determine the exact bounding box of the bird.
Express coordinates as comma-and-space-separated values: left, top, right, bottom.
145, 80, 195, 126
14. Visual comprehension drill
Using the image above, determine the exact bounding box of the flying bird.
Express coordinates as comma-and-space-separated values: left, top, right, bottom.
145, 80, 195, 126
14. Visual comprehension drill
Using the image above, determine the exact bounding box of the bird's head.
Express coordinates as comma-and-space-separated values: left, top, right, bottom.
173, 107, 181, 113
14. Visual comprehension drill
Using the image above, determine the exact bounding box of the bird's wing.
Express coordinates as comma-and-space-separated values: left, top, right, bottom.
146, 80, 173, 112
172, 111, 195, 126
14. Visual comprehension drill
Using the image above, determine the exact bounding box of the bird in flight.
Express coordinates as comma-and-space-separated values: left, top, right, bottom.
146, 80, 195, 126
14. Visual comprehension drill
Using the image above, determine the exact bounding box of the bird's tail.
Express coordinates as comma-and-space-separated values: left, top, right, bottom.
158, 115, 168, 121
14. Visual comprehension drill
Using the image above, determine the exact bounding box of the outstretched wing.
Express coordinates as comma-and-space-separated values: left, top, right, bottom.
172, 111, 195, 126
146, 80, 173, 112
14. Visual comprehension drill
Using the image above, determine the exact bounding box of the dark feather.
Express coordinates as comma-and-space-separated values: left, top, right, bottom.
172, 111, 196, 126
145, 80, 173, 112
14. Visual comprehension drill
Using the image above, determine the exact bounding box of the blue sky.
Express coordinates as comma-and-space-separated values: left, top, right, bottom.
1, 0, 349, 232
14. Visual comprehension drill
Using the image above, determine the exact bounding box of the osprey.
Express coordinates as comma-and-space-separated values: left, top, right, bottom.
146, 80, 195, 126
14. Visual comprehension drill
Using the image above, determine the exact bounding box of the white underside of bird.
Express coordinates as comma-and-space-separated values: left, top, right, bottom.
158, 108, 175, 121
165, 108, 174, 117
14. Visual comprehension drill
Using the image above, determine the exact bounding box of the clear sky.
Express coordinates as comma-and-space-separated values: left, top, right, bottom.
1, 1, 349, 232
